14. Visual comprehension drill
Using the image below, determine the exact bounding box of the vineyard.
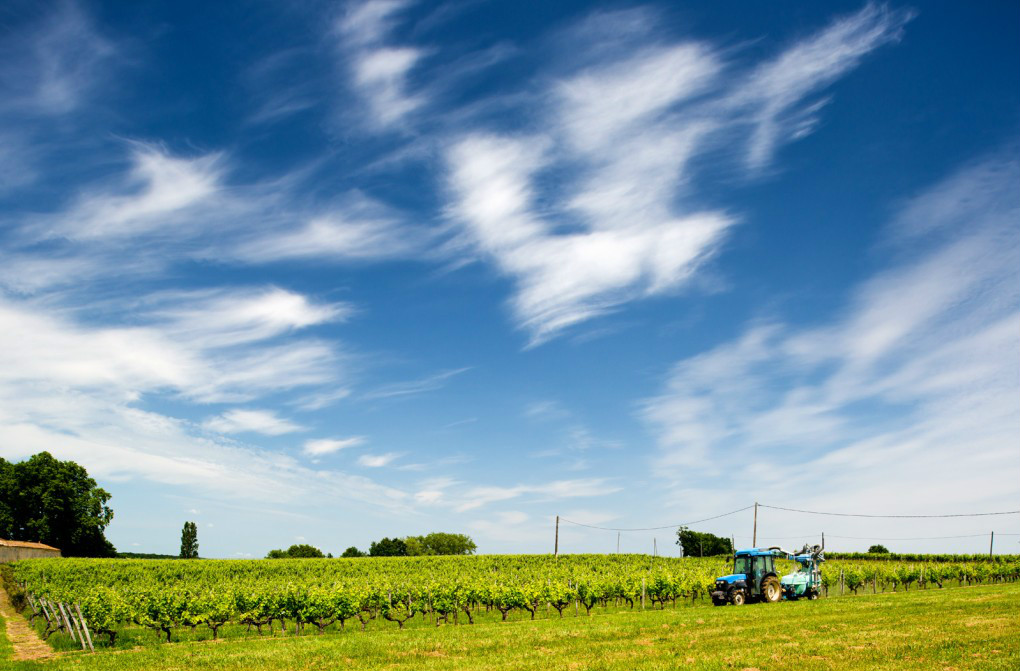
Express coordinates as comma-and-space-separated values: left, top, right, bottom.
9, 553, 1020, 652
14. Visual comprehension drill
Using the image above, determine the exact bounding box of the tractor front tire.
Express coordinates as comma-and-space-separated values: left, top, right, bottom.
808, 590, 819, 600
762, 577, 782, 603
731, 590, 745, 606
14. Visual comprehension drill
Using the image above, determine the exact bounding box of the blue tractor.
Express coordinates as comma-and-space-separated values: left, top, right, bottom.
711, 544, 824, 606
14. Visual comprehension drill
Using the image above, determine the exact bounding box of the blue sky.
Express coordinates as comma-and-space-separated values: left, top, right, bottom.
1, 1, 1017, 557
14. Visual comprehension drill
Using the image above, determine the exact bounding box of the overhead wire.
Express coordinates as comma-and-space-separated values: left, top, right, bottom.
558, 504, 754, 532
758, 504, 1020, 519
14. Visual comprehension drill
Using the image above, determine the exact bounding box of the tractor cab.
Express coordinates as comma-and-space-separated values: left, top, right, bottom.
711, 548, 782, 606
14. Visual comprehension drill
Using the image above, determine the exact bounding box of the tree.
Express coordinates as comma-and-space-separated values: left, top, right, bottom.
675, 527, 732, 557
265, 543, 325, 559
341, 546, 365, 558
0, 452, 116, 557
179, 521, 199, 559
405, 532, 477, 556
868, 544, 890, 554
368, 537, 407, 557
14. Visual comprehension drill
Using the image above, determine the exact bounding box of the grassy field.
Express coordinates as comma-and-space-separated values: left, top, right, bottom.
2, 583, 1017, 671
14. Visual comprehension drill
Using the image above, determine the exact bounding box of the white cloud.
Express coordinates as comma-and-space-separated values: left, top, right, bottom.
735, 4, 913, 169
358, 452, 400, 467
362, 367, 471, 400
446, 133, 732, 344
336, 0, 425, 130
303, 437, 366, 456
0, 2, 115, 116
151, 287, 348, 348
203, 409, 305, 436
48, 144, 223, 240
641, 154, 1020, 531
233, 213, 422, 263
443, 5, 906, 344
454, 477, 619, 512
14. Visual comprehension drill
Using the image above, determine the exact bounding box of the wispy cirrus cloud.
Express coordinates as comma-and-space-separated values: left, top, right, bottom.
303, 436, 366, 456
642, 153, 1019, 520
358, 452, 401, 467
203, 409, 306, 436
0, 1, 115, 116
336, 0, 426, 130
443, 4, 912, 344
362, 366, 471, 400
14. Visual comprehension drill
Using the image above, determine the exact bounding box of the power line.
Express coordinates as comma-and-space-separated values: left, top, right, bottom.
759, 504, 1020, 519
735, 532, 1020, 541
559, 505, 754, 532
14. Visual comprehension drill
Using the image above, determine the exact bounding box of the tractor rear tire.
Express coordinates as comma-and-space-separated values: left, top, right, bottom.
731, 591, 745, 606
762, 577, 782, 603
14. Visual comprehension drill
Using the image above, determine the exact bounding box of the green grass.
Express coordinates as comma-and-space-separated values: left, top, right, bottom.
3, 584, 1018, 670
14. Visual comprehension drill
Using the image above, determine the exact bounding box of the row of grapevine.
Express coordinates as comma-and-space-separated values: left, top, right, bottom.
12, 554, 1019, 649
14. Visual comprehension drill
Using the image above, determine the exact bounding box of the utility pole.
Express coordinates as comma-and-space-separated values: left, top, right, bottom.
653, 538, 657, 557
990, 531, 994, 558
554, 515, 559, 558
731, 535, 736, 554
616, 532, 620, 554
752, 502, 758, 547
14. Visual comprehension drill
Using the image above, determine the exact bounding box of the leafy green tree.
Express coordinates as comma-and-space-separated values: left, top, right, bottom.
179, 521, 199, 558
405, 532, 477, 556
675, 527, 732, 557
0, 452, 115, 557
266, 543, 325, 558
368, 537, 407, 556
341, 546, 365, 557
868, 544, 890, 554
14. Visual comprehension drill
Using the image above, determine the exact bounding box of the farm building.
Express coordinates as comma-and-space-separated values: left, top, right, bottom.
0, 539, 62, 562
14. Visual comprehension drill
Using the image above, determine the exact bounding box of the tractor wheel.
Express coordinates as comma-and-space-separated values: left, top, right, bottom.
808, 590, 818, 601
762, 577, 782, 603
712, 598, 726, 607
731, 590, 745, 606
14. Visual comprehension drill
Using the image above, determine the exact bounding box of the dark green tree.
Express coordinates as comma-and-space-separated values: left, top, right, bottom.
368, 537, 407, 556
0, 452, 115, 557
405, 532, 477, 556
675, 527, 732, 557
341, 546, 365, 557
867, 544, 890, 554
265, 543, 325, 558
179, 521, 199, 558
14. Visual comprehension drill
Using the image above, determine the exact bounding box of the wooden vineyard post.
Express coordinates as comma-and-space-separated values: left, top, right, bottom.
67, 604, 87, 650
57, 602, 77, 642
641, 578, 646, 611
75, 603, 95, 653
839, 570, 844, 596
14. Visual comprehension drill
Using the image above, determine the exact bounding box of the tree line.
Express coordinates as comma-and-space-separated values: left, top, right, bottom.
267, 533, 477, 559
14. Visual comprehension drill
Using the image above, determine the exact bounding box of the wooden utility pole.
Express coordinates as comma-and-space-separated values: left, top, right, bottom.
989, 531, 994, 558
617, 532, 620, 554
752, 502, 758, 547
821, 532, 825, 550
554, 515, 560, 557
653, 538, 657, 557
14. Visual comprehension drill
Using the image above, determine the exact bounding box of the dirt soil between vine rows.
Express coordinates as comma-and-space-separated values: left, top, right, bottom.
1, 588, 55, 661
